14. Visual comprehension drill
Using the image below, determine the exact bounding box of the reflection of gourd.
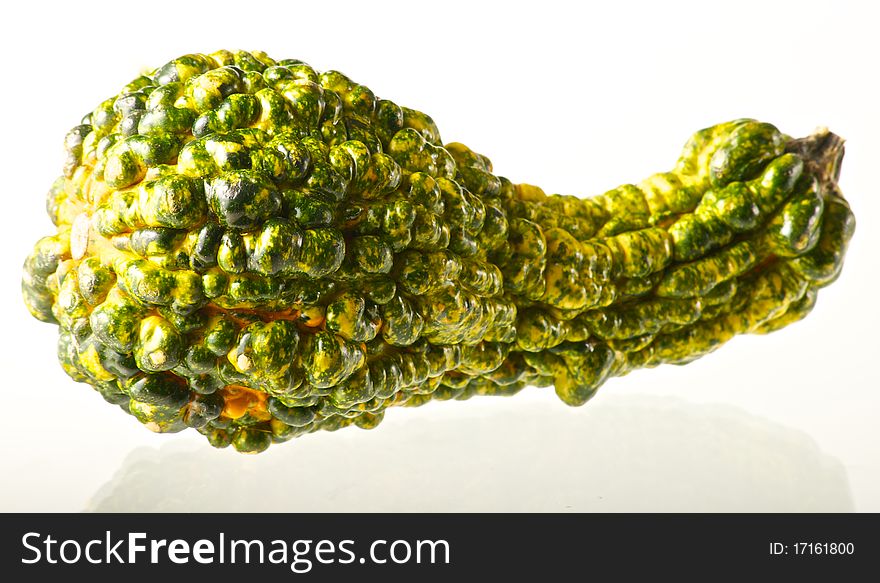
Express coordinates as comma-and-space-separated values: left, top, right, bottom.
86, 397, 853, 512
24, 50, 854, 453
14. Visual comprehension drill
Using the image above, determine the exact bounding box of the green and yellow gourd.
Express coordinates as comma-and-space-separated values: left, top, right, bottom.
22, 50, 855, 453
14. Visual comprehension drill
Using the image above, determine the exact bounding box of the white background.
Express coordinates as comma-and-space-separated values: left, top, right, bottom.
0, 0, 877, 512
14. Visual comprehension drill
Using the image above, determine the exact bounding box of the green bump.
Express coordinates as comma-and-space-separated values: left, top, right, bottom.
206, 170, 282, 230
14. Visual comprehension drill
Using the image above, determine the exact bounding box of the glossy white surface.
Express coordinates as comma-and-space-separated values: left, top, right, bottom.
1, 0, 877, 512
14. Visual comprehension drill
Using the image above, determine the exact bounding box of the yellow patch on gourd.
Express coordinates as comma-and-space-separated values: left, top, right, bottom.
78, 343, 116, 381
220, 385, 271, 421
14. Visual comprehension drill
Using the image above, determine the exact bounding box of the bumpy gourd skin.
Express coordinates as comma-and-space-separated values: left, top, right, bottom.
22, 50, 855, 453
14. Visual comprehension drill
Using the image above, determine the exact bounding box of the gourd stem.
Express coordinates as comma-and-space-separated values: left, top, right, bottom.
785, 128, 845, 193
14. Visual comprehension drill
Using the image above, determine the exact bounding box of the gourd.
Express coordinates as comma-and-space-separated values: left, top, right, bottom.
22, 50, 855, 453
